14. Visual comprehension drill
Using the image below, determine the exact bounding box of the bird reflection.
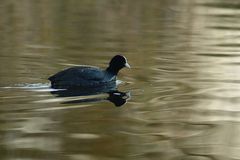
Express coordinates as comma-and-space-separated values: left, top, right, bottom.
50, 88, 130, 107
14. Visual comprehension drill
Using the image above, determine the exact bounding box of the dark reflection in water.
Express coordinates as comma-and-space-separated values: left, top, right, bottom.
1, 0, 240, 160
52, 88, 131, 107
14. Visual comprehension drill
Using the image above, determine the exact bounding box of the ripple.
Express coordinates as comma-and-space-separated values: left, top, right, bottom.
69, 133, 101, 139
34, 104, 92, 112
198, 2, 240, 10
196, 53, 240, 57
3, 136, 61, 151
215, 43, 240, 48
68, 154, 99, 160
25, 44, 60, 49
2, 83, 51, 89
209, 26, 240, 31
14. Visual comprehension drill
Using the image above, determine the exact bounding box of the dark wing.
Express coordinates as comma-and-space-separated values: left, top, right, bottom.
48, 66, 105, 87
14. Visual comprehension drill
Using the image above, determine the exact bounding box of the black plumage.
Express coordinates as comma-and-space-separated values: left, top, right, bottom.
48, 55, 130, 89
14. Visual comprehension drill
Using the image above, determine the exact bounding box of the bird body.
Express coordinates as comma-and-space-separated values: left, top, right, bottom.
48, 55, 130, 89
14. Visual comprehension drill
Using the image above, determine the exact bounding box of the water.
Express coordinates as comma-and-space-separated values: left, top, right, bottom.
1, 0, 240, 159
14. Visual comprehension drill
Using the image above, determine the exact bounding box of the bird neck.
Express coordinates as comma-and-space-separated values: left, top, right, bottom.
106, 67, 119, 75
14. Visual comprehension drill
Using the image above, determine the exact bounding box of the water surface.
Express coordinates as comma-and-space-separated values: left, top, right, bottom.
1, 0, 240, 160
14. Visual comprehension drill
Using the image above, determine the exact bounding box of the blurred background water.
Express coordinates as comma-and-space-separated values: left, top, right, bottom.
1, 0, 240, 159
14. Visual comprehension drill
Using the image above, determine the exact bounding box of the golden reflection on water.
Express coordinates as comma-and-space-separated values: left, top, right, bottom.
1, 0, 240, 160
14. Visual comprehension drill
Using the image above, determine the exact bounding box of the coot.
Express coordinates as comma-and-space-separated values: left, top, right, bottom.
48, 55, 130, 89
